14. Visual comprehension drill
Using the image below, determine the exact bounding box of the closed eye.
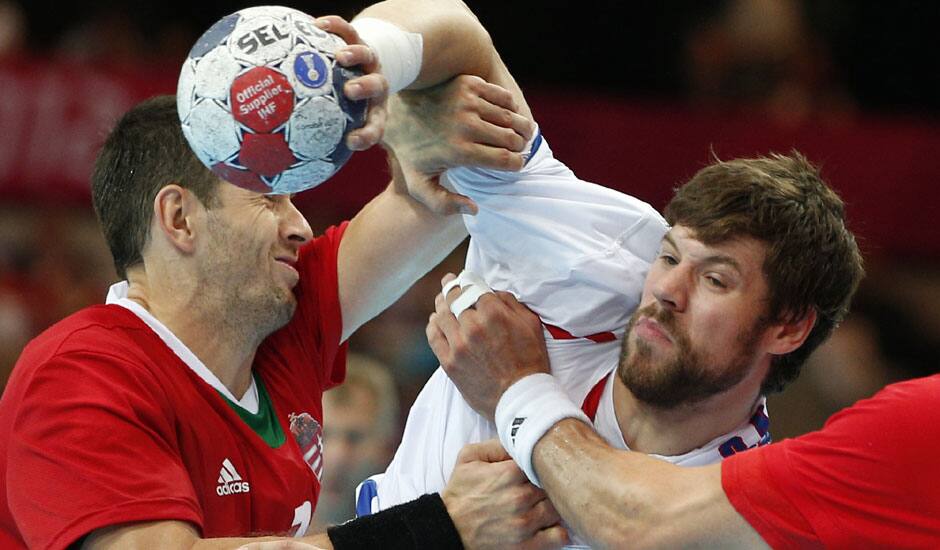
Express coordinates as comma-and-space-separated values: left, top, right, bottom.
261, 194, 280, 208
705, 275, 726, 288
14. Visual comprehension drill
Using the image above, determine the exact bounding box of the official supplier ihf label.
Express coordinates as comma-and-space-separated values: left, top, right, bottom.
230, 66, 295, 133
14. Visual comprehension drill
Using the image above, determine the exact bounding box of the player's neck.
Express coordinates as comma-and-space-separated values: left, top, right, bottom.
611, 367, 765, 457
125, 271, 257, 398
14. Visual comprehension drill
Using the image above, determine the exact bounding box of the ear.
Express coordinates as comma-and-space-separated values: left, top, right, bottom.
765, 309, 817, 356
152, 184, 203, 255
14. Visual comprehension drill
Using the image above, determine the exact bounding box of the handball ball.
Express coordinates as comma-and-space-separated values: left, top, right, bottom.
177, 6, 367, 194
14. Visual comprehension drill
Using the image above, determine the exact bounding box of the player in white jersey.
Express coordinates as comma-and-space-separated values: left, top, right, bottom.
358, 124, 771, 518
346, 4, 849, 546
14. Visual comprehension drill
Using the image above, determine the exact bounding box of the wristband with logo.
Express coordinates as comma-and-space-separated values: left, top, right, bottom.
495, 373, 591, 487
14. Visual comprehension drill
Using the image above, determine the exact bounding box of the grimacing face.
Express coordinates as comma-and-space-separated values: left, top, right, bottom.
195, 184, 313, 341
617, 226, 772, 408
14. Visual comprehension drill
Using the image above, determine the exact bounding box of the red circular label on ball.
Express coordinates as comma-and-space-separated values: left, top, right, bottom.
231, 66, 295, 133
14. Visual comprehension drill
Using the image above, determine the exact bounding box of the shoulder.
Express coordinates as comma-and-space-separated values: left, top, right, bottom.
295, 222, 349, 281
9, 305, 170, 397
867, 373, 940, 404
822, 374, 940, 437
20, 304, 148, 359
300, 222, 349, 257
746, 375, 940, 475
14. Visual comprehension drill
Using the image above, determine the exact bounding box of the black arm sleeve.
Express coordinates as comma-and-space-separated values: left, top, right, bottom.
327, 493, 463, 550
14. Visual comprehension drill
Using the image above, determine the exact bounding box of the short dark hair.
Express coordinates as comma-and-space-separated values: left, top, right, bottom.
664, 151, 864, 394
91, 95, 219, 278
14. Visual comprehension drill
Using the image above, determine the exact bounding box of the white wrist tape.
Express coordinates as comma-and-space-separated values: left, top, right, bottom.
495, 373, 591, 487
442, 270, 493, 317
351, 17, 423, 94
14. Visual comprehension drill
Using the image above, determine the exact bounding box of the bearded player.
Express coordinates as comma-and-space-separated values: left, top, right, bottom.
353, 3, 863, 543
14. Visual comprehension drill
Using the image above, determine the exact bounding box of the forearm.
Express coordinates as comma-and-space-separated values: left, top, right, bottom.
355, 0, 495, 89
338, 162, 468, 341
193, 533, 333, 549
533, 419, 765, 549
82, 520, 334, 549
85, 495, 462, 549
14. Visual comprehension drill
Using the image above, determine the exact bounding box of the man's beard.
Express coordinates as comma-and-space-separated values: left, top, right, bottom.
617, 303, 764, 409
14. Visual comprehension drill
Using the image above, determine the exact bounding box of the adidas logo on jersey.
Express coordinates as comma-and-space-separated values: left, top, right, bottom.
216, 458, 251, 496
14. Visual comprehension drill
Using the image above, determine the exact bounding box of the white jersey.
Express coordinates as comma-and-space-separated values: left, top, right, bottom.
586, 368, 771, 466
356, 134, 770, 524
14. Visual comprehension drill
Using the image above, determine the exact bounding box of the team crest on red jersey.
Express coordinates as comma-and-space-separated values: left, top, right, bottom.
289, 412, 323, 480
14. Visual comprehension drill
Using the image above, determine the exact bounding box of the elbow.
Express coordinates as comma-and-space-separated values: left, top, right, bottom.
590, 524, 679, 550
584, 490, 678, 549
436, 5, 497, 78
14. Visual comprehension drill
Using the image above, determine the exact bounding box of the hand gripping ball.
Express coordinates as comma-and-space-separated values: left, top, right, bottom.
177, 6, 368, 194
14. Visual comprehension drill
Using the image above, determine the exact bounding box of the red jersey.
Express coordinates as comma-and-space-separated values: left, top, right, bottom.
0, 223, 349, 550
723, 374, 940, 548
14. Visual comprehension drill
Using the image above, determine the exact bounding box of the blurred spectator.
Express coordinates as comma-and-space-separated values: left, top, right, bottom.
684, 0, 855, 125
0, 291, 29, 392
55, 7, 147, 66
0, 206, 114, 391
313, 352, 402, 527
0, 1, 25, 57
768, 309, 890, 439
768, 267, 940, 440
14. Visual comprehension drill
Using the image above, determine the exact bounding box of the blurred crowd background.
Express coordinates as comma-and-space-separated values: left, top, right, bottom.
1, 0, 938, 527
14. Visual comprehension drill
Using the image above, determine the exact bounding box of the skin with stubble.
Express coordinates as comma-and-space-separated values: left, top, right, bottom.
194, 189, 311, 347
618, 301, 764, 409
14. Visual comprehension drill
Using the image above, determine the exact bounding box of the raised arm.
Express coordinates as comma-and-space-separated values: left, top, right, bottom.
329, 2, 534, 340
354, 0, 532, 121
336, 155, 468, 342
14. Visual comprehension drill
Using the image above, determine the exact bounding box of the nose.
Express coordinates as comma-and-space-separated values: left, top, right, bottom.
282, 196, 313, 244
652, 263, 688, 312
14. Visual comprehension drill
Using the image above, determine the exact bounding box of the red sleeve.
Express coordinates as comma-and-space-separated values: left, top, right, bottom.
7, 353, 202, 550
722, 375, 940, 549
274, 222, 349, 392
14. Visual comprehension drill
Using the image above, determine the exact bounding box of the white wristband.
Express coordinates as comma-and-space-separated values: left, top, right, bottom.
351, 17, 423, 94
495, 373, 591, 487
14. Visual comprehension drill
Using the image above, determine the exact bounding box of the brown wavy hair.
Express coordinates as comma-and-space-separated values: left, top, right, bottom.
664, 151, 864, 394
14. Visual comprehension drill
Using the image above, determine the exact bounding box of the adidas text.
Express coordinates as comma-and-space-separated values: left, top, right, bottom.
216, 481, 250, 496
216, 458, 250, 496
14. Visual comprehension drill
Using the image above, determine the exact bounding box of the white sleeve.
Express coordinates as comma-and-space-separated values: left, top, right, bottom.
363, 132, 667, 514
359, 340, 620, 513
445, 132, 668, 336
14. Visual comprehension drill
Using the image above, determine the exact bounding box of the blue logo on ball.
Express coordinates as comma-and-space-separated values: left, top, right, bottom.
293, 52, 329, 89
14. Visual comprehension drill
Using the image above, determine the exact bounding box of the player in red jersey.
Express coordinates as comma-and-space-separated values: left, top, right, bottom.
722, 374, 940, 548
0, 16, 555, 550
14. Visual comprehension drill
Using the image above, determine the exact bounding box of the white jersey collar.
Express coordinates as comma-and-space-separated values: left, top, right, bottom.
106, 281, 259, 413
593, 370, 769, 466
